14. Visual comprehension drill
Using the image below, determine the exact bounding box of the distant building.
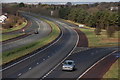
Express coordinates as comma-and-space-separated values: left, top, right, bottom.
0, 15, 7, 23
110, 7, 118, 11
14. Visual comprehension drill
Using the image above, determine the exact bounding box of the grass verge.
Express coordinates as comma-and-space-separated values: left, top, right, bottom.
1, 18, 60, 65
103, 59, 119, 78
2, 21, 27, 33
0, 34, 24, 42
63, 19, 119, 47
79, 28, 120, 47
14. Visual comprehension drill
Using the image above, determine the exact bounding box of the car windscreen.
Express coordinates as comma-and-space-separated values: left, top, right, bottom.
68, 62, 73, 65
64, 62, 73, 65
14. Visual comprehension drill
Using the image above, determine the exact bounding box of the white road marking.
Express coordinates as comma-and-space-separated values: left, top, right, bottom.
18, 73, 22, 76
3, 15, 42, 46
37, 63, 39, 65
0, 24, 63, 72
29, 67, 31, 70
35, 19, 41, 30
91, 53, 94, 55
41, 27, 79, 80
76, 50, 118, 80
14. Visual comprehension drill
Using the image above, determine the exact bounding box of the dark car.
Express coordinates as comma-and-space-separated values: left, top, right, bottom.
34, 30, 39, 34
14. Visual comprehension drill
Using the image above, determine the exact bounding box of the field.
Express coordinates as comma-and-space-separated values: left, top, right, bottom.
79, 28, 120, 47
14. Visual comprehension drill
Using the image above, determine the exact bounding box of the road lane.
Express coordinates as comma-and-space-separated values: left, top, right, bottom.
44, 48, 118, 79
2, 14, 51, 52
81, 51, 119, 78
2, 15, 79, 78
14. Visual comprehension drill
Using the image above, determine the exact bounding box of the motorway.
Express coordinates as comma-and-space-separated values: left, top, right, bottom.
35, 15, 119, 79
43, 48, 119, 79
2, 14, 51, 52
2, 13, 79, 78
2, 13, 120, 79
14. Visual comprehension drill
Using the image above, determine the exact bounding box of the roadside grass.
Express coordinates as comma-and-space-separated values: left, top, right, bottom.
2, 21, 27, 33
1, 19, 60, 65
0, 34, 24, 42
103, 59, 119, 78
64, 19, 95, 30
79, 28, 120, 47
63, 19, 119, 47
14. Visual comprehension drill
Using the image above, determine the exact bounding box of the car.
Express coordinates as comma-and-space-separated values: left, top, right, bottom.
78, 24, 84, 27
34, 30, 39, 34
62, 60, 75, 71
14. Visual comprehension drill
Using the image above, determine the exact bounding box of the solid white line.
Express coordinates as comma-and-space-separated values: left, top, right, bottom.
41, 27, 79, 80
0, 25, 63, 72
29, 67, 31, 70
76, 50, 118, 80
3, 15, 39, 46
36, 21, 41, 30
18, 73, 22, 76
37, 63, 39, 65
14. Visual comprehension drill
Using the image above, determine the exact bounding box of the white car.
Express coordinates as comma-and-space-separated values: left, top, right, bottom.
62, 60, 75, 71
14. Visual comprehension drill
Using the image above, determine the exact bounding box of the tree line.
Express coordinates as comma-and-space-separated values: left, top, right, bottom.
59, 7, 119, 37
2, 2, 119, 37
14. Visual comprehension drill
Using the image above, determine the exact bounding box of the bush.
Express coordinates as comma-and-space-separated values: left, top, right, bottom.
2, 15, 25, 29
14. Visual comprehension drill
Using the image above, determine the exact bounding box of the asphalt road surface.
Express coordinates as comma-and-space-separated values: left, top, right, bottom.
2, 14, 51, 52
2, 13, 119, 80
44, 48, 119, 79
2, 14, 79, 78
35, 14, 119, 80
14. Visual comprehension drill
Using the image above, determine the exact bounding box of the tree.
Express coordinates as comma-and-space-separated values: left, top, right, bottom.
94, 27, 101, 35
19, 2, 25, 7
59, 8, 70, 19
66, 2, 72, 7
76, 9, 89, 24
38, 2, 41, 5
68, 8, 77, 21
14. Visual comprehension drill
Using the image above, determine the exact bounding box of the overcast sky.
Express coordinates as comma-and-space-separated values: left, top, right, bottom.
1, 0, 119, 3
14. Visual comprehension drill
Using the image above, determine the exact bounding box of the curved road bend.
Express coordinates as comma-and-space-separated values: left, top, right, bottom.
44, 48, 119, 79
2, 14, 51, 52
38, 16, 119, 79
2, 15, 79, 78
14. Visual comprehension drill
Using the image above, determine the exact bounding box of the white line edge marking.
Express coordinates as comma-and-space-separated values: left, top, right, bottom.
37, 63, 39, 64
41, 28, 79, 80
0, 23, 63, 72
29, 67, 31, 70
18, 73, 22, 76
3, 15, 41, 46
76, 50, 118, 80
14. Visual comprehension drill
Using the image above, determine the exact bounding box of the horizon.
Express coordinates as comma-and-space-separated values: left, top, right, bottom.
1, 0, 119, 3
